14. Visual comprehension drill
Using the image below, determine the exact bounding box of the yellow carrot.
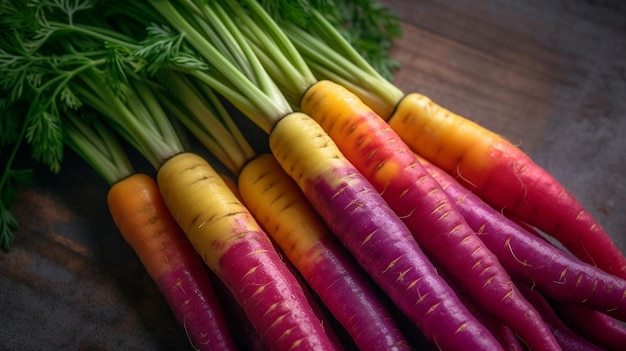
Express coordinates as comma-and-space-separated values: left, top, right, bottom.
65, 114, 238, 351
238, 153, 411, 351
157, 152, 336, 351
107, 173, 238, 350
282, 9, 626, 280
301, 80, 560, 351
145, 2, 504, 349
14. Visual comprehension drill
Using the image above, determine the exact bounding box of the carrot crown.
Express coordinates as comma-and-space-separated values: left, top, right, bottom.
63, 112, 134, 186
141, 0, 294, 133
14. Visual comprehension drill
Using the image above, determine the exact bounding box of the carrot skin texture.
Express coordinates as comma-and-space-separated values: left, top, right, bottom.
387, 93, 626, 279
275, 246, 349, 351
269, 112, 503, 351
421, 158, 626, 321
238, 153, 410, 351
301, 80, 559, 351
107, 173, 238, 351
211, 276, 268, 351
438, 270, 525, 351
551, 301, 626, 351
157, 153, 336, 351
516, 281, 605, 351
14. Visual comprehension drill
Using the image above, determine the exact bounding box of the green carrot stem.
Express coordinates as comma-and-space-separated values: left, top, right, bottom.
156, 71, 256, 175
74, 69, 182, 168
283, 20, 402, 107
224, 0, 316, 102
63, 112, 134, 186
148, 0, 290, 131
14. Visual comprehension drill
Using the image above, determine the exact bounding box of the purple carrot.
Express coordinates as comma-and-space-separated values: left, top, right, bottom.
210, 271, 268, 351
302, 79, 559, 351
269, 112, 503, 351
551, 299, 626, 351
238, 153, 410, 351
516, 280, 605, 351
276, 244, 349, 351
437, 268, 525, 351
420, 155, 626, 322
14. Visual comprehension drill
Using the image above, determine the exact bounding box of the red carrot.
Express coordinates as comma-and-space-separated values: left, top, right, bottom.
280, 12, 626, 280
239, 153, 410, 351
516, 281, 605, 351
140, 1, 505, 349
419, 155, 626, 322
551, 300, 626, 351
301, 79, 560, 351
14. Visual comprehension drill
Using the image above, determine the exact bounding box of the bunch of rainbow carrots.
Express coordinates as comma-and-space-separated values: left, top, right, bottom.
1, 1, 625, 350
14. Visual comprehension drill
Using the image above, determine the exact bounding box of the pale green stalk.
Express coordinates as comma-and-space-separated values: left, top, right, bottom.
64, 112, 134, 186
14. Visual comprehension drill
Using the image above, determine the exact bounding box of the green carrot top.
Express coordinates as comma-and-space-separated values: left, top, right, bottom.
0, 0, 403, 250
0, 0, 199, 249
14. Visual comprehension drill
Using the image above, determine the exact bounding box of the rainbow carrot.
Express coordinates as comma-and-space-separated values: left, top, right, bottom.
141, 2, 505, 349
280, 9, 626, 280
269, 112, 503, 351
3, 12, 246, 347
238, 153, 410, 351
160, 69, 415, 351
70, 65, 336, 350
389, 95, 626, 279
219, 169, 349, 351
107, 173, 239, 350
157, 152, 337, 351
160, 88, 348, 349
64, 115, 238, 350
419, 155, 626, 322
300, 79, 559, 351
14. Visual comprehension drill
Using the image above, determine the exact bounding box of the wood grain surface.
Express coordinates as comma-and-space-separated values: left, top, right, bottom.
1, 1, 625, 350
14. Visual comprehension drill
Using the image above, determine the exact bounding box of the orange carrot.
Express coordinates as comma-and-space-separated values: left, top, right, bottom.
64, 115, 238, 350
107, 173, 238, 350
389, 95, 626, 279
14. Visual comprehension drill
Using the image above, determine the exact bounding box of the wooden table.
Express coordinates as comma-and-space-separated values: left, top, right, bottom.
384, 0, 626, 251
2, 1, 625, 349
